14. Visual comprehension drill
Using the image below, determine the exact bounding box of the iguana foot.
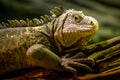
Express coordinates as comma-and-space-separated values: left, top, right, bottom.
61, 57, 95, 74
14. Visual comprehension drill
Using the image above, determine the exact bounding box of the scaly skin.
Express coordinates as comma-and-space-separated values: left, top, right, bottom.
0, 7, 120, 77
0, 9, 120, 74
0, 26, 61, 74
0, 8, 99, 75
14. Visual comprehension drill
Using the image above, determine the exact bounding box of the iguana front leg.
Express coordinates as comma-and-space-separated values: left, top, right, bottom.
26, 44, 62, 70
61, 55, 95, 74
26, 44, 94, 74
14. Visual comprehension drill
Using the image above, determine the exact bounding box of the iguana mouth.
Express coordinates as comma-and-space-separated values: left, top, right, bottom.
63, 25, 93, 33
63, 23, 94, 34
62, 25, 95, 38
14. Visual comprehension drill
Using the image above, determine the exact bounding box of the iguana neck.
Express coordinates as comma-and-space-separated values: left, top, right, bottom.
45, 20, 62, 55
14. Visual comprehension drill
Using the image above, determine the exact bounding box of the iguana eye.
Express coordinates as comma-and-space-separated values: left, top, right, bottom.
73, 15, 82, 23
90, 21, 94, 25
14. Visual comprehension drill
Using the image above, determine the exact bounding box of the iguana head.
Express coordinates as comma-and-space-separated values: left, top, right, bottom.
54, 9, 99, 47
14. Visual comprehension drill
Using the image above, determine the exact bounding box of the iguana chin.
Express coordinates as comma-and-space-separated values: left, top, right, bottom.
0, 8, 98, 75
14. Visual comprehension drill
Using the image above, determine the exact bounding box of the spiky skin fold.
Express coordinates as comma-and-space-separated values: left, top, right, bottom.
0, 8, 99, 75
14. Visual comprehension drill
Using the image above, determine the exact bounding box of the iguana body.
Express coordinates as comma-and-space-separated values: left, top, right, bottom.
0, 25, 61, 74
0, 8, 99, 75
0, 7, 98, 74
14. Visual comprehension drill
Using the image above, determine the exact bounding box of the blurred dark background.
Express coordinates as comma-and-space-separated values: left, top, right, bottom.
0, 0, 120, 43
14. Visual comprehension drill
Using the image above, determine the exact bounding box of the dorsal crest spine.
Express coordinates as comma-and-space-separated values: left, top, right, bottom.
0, 7, 64, 29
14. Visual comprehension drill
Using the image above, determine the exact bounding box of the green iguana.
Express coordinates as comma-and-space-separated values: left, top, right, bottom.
0, 7, 120, 76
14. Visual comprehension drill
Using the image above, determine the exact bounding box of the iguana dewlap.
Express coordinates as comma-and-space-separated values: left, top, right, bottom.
0, 8, 98, 75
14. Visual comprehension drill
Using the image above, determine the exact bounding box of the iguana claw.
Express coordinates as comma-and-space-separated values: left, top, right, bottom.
61, 57, 94, 74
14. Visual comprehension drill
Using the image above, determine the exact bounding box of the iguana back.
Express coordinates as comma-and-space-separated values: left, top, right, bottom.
0, 26, 58, 74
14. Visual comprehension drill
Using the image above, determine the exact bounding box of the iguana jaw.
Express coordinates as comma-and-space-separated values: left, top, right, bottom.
64, 16, 98, 33
54, 9, 98, 48
62, 16, 98, 47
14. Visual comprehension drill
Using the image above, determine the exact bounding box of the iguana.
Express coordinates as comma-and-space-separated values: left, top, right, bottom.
0, 7, 120, 77
0, 7, 98, 75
